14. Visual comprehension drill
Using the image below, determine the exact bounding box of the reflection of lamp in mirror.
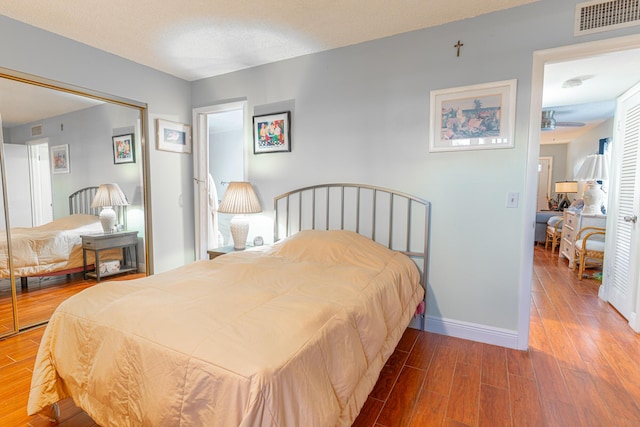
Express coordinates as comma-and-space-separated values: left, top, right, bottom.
92, 183, 129, 233
575, 154, 609, 215
217, 182, 262, 250
554, 181, 578, 211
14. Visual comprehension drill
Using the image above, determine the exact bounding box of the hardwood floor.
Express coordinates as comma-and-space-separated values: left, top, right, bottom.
1, 247, 638, 426
1, 274, 97, 334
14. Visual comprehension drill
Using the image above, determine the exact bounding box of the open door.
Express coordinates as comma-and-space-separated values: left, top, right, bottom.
602, 82, 640, 331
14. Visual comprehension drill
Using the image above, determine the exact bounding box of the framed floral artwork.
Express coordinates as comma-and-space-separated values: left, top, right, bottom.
51, 144, 70, 174
429, 79, 517, 152
253, 111, 291, 154
112, 133, 135, 164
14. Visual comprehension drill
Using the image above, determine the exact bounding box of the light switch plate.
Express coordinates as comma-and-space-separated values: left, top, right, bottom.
507, 192, 519, 208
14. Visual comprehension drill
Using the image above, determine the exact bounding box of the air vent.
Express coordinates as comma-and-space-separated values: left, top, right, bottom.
30, 124, 43, 137
575, 0, 640, 35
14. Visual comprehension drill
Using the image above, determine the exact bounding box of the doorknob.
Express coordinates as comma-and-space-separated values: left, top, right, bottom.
624, 215, 638, 223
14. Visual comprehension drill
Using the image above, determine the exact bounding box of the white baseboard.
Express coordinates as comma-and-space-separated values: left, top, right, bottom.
424, 315, 520, 349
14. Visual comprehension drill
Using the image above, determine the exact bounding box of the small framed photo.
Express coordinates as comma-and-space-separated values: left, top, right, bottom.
112, 133, 135, 164
253, 111, 291, 154
51, 144, 70, 174
156, 119, 192, 153
429, 79, 517, 152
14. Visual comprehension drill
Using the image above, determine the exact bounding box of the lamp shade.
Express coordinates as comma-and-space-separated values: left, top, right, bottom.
218, 182, 262, 214
91, 183, 129, 208
555, 181, 578, 194
575, 154, 609, 182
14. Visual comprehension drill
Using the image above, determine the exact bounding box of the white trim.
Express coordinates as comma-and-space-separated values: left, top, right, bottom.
426, 316, 519, 349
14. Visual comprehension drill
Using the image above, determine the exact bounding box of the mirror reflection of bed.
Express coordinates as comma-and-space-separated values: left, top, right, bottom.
0, 71, 149, 335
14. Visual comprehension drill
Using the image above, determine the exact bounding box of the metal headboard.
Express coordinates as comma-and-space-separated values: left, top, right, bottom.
274, 183, 430, 329
68, 186, 128, 228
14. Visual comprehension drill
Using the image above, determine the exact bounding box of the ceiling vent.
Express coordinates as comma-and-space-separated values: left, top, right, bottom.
575, 0, 640, 35
30, 124, 43, 137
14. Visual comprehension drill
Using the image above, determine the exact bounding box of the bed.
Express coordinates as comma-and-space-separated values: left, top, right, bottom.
28, 183, 430, 426
1, 187, 125, 287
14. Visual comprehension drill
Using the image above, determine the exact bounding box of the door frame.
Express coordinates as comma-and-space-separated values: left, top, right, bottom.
192, 100, 249, 261
524, 34, 640, 349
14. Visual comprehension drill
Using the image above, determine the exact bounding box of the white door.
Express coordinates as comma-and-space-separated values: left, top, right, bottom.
28, 139, 53, 225
537, 157, 552, 211
602, 82, 640, 330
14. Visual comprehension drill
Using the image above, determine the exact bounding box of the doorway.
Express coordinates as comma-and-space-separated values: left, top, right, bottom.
192, 101, 248, 260
27, 139, 53, 226
526, 35, 640, 345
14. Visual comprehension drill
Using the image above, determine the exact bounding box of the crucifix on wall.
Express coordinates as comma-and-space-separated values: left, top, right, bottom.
454, 40, 464, 57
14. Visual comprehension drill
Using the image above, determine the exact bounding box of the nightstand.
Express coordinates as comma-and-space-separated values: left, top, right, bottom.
82, 231, 139, 282
207, 245, 251, 259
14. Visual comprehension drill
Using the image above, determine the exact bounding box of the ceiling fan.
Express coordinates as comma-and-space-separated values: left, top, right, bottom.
541, 110, 585, 131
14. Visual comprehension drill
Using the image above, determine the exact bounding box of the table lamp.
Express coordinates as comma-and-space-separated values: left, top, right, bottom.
91, 183, 129, 232
575, 154, 609, 215
217, 182, 262, 249
554, 181, 578, 211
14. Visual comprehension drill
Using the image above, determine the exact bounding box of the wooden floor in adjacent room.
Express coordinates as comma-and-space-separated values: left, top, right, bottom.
1, 247, 639, 426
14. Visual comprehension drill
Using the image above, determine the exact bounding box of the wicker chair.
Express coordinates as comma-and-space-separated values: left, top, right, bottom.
573, 226, 606, 280
544, 216, 563, 254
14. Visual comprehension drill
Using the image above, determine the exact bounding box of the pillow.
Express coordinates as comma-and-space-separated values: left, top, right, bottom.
268, 229, 394, 267
547, 216, 562, 228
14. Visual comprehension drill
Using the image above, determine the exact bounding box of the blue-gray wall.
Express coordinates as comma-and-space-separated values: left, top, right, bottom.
2, 0, 639, 347
1, 14, 193, 273
191, 0, 640, 347
8, 103, 142, 219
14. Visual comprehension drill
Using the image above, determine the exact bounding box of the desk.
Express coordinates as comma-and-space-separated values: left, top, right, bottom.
82, 231, 139, 282
559, 211, 606, 268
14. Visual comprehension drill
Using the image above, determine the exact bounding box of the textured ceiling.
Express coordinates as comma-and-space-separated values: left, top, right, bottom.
2, 0, 637, 145
0, 0, 538, 81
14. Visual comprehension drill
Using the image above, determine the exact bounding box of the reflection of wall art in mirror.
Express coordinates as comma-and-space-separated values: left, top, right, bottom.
51, 144, 70, 174
253, 111, 291, 154
429, 79, 517, 152
112, 133, 135, 164
156, 119, 192, 153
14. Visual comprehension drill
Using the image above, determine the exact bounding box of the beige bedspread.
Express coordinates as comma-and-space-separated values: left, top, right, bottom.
28, 230, 424, 426
0, 214, 113, 278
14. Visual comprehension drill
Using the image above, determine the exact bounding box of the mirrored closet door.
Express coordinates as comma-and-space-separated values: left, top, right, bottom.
0, 69, 150, 335
0, 113, 18, 336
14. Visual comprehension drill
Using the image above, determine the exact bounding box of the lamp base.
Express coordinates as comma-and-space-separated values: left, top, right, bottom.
229, 215, 249, 250
99, 206, 116, 233
582, 182, 604, 215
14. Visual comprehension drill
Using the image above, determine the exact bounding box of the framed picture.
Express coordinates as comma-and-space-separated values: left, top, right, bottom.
112, 133, 135, 164
253, 111, 291, 154
156, 119, 192, 153
429, 79, 517, 152
50, 144, 70, 174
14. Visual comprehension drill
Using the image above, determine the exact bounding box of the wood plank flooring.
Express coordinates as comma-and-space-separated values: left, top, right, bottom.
0, 247, 638, 426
